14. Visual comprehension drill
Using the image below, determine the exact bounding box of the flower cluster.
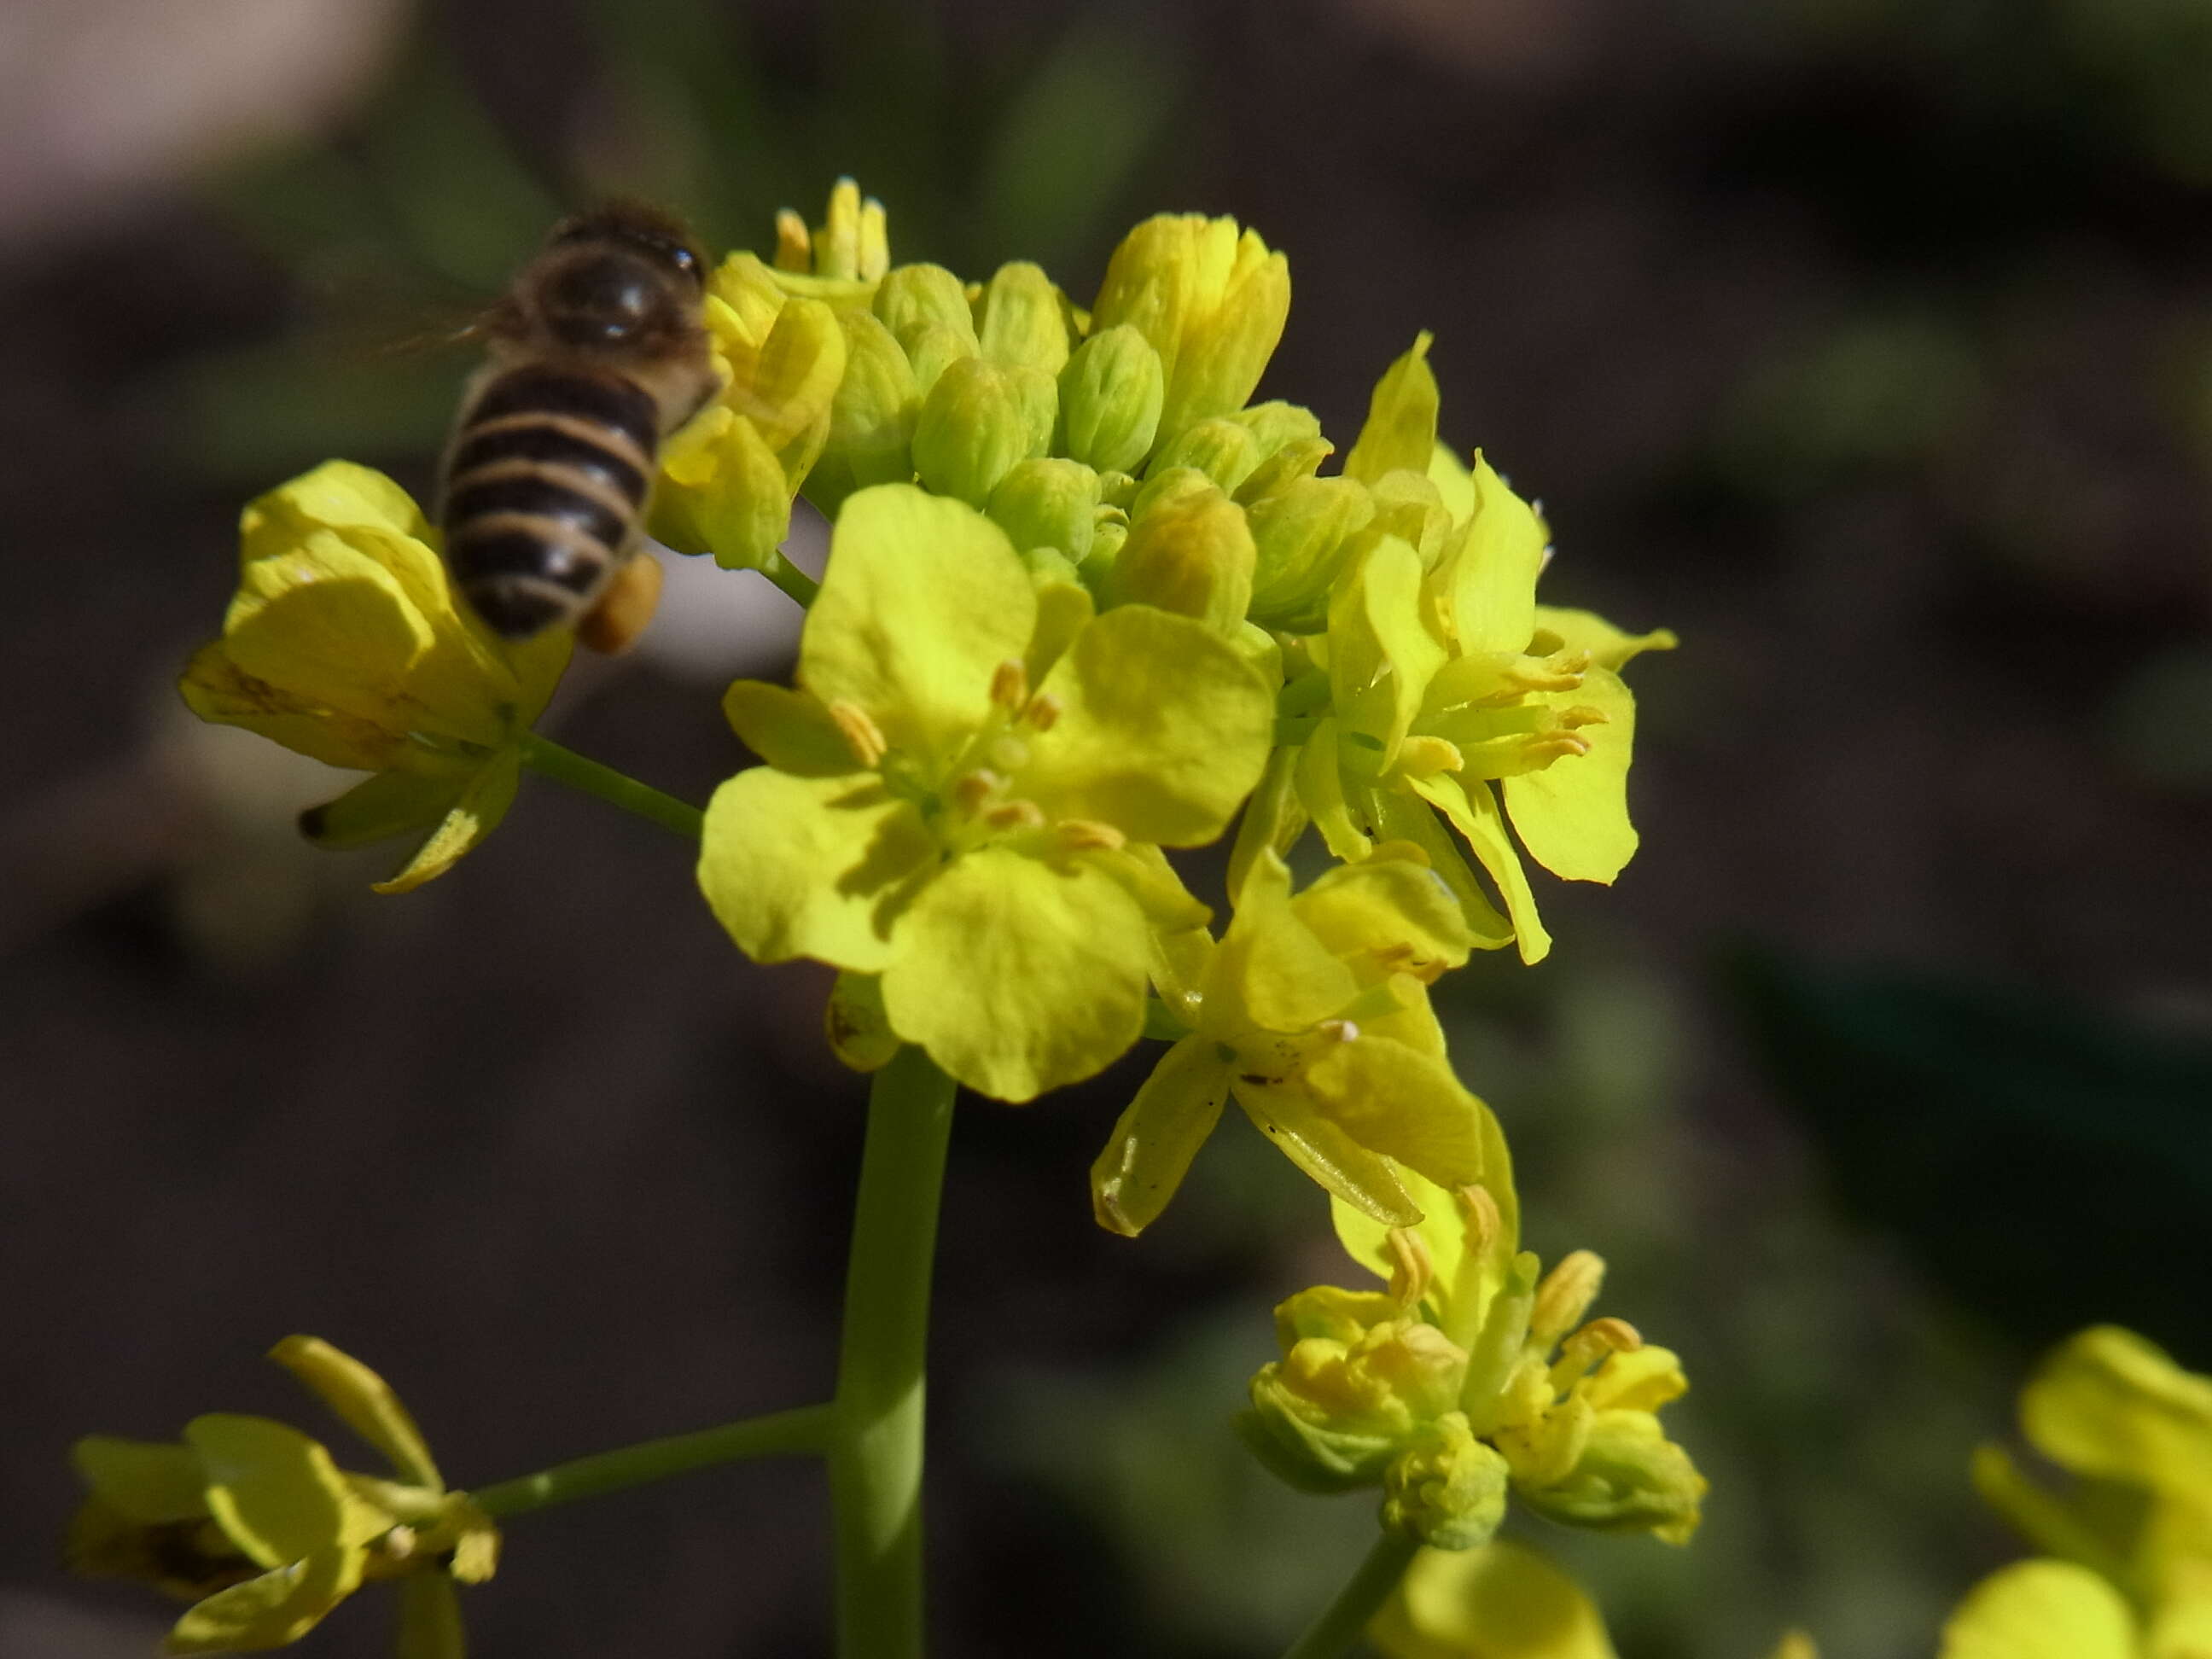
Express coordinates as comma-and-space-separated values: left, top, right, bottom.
1239, 1164, 1703, 1553
69, 1337, 495, 1656
159, 178, 1691, 1637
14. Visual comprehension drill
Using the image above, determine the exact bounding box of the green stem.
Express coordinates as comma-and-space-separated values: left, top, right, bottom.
516, 731, 705, 840
830, 1046, 958, 1659
755, 550, 821, 609
1280, 1530, 1421, 1659
470, 1403, 835, 1519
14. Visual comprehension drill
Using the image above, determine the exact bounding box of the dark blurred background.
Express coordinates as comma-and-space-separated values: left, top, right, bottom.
3, 1, 2210, 1655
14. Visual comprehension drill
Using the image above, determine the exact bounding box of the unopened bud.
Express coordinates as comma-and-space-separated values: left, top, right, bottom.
826, 309, 921, 492
976, 261, 1073, 375
913, 357, 1047, 507
1058, 325, 1166, 474
1246, 474, 1375, 632
1147, 417, 1263, 495
873, 262, 976, 354
987, 458, 1102, 564
1102, 482, 1256, 634
1381, 1414, 1510, 1550
1236, 435, 1333, 505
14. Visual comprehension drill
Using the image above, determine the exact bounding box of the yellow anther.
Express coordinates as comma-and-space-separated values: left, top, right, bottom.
1530, 1250, 1607, 1349
828, 701, 888, 768
1316, 1018, 1360, 1044
773, 209, 812, 272
1395, 735, 1464, 779
1551, 1317, 1644, 1393
1057, 818, 1126, 851
953, 770, 1006, 812
989, 658, 1031, 713
1023, 693, 1063, 731
1557, 704, 1610, 730
1522, 730, 1592, 764
1453, 1184, 1503, 1260
1385, 1226, 1435, 1308
985, 798, 1048, 831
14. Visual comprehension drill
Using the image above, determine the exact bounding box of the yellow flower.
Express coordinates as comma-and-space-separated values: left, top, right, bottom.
1949, 1326, 2212, 1659
69, 1336, 498, 1656
178, 461, 569, 893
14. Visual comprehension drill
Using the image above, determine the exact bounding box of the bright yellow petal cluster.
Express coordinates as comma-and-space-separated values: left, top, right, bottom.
178, 461, 569, 892
69, 1337, 496, 1656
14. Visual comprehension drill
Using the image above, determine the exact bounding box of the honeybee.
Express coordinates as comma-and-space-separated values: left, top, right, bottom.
440, 204, 720, 651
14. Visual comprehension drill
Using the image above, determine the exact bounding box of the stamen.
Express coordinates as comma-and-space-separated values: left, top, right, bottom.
1316, 1018, 1360, 1044
1454, 1184, 1502, 1260
1550, 1316, 1643, 1392
985, 799, 1048, 831
1385, 1226, 1435, 1308
1557, 704, 1609, 730
953, 770, 1006, 812
1056, 818, 1126, 851
1530, 1250, 1607, 1348
989, 659, 1030, 713
773, 209, 812, 272
828, 701, 888, 768
1023, 693, 1063, 731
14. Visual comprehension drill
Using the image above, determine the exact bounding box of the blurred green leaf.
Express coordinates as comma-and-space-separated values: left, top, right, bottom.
1728, 948, 2212, 1357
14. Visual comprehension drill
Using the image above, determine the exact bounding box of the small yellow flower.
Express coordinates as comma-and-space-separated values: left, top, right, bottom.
178, 461, 570, 893
69, 1336, 497, 1656
1953, 1325, 2212, 1658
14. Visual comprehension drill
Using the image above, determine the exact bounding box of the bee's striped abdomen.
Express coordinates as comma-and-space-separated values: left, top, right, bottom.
443, 365, 663, 639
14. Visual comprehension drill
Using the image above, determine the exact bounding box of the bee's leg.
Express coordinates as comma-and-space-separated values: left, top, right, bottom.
575, 548, 664, 655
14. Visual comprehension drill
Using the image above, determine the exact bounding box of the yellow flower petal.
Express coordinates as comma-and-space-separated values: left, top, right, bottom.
1090, 1033, 1233, 1236
268, 1336, 441, 1493
166, 1547, 363, 1655
1370, 1539, 1618, 1659
1501, 665, 1639, 884
371, 746, 521, 895
1939, 1560, 2139, 1659
880, 845, 1150, 1102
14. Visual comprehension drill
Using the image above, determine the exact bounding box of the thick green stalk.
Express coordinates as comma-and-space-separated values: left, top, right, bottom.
1280, 1530, 1421, 1659
830, 1046, 958, 1659
516, 731, 705, 839
470, 1405, 834, 1519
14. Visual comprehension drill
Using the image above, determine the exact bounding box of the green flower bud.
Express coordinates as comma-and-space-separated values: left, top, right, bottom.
1096, 469, 1141, 510
1058, 325, 1166, 473
1235, 435, 1333, 505
912, 357, 1049, 507
1146, 417, 1263, 495
1226, 399, 1324, 457
987, 457, 1101, 564
1103, 481, 1256, 634
824, 309, 921, 493
976, 261, 1073, 375
901, 322, 975, 396
1128, 463, 1214, 521
1247, 474, 1376, 632
874, 262, 977, 354
1512, 1411, 1708, 1545
1382, 1415, 1511, 1550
